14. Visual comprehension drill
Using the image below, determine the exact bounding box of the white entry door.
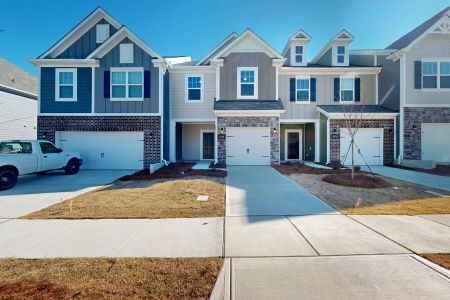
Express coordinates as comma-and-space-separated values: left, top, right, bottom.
226, 127, 271, 165
422, 123, 450, 163
340, 128, 383, 165
56, 131, 144, 170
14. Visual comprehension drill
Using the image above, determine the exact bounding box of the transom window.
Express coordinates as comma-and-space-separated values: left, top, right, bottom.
111, 68, 143, 101
340, 76, 354, 101
296, 76, 310, 102
337, 46, 346, 64
237, 67, 258, 99
422, 61, 450, 89
55, 68, 77, 101
295, 46, 303, 63
186, 75, 203, 101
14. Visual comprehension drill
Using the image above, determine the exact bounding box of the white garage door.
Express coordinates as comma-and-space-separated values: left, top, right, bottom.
422, 123, 450, 163
56, 131, 144, 170
226, 127, 270, 165
340, 128, 383, 166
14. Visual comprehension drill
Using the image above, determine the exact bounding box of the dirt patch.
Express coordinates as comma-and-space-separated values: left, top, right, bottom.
120, 162, 226, 181
24, 178, 225, 219
421, 253, 450, 270
0, 258, 223, 299
323, 174, 391, 188
289, 173, 449, 211
387, 164, 450, 177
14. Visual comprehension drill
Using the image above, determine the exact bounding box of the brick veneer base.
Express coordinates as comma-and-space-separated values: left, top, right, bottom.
403, 107, 450, 160
329, 119, 395, 165
217, 116, 280, 165
37, 116, 161, 168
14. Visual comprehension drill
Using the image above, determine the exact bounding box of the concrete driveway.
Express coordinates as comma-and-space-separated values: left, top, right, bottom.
0, 170, 131, 218
363, 166, 450, 192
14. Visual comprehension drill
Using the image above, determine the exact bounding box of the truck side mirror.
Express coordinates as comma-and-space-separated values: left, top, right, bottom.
57, 148, 63, 153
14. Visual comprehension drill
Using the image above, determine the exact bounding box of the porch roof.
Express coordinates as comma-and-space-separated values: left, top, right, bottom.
213, 100, 285, 112
317, 105, 398, 118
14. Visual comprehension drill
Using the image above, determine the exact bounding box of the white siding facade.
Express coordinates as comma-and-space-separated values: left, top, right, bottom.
0, 91, 37, 141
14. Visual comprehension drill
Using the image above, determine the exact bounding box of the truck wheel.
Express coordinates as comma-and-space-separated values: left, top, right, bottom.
0, 169, 18, 191
65, 159, 80, 175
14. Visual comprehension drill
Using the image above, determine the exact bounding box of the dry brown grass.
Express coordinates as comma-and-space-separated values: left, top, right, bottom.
23, 178, 225, 219
421, 254, 450, 270
0, 257, 223, 299
342, 197, 450, 215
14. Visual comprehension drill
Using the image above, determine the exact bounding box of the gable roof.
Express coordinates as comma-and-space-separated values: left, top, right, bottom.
386, 6, 450, 49
311, 29, 354, 64
38, 7, 121, 59
0, 58, 37, 97
87, 26, 162, 60
210, 28, 284, 61
196, 32, 238, 66
281, 29, 312, 56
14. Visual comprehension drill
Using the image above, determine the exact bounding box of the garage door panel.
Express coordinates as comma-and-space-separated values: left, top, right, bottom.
226, 127, 270, 165
422, 123, 450, 163
340, 128, 383, 166
57, 131, 144, 170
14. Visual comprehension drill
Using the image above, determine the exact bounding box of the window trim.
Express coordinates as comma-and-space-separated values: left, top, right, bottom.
119, 43, 134, 64
96, 24, 110, 43
295, 75, 311, 104
339, 75, 355, 103
421, 59, 450, 91
294, 45, 303, 64
333, 44, 348, 66
290, 44, 307, 66
110, 67, 144, 101
55, 68, 77, 102
237, 67, 258, 99
185, 74, 204, 103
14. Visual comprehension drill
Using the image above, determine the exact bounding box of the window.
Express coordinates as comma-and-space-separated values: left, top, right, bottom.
337, 46, 346, 64
186, 75, 203, 102
340, 76, 354, 101
120, 44, 134, 63
296, 76, 310, 102
39, 142, 59, 154
55, 68, 77, 101
96, 24, 110, 43
237, 67, 258, 99
111, 68, 143, 100
295, 46, 303, 63
0, 142, 32, 154
422, 61, 450, 89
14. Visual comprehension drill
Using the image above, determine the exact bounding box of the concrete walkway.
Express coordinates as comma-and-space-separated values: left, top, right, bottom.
362, 166, 450, 191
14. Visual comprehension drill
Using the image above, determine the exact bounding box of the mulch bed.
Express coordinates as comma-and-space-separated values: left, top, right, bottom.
210, 162, 226, 169
273, 163, 336, 175
323, 173, 391, 188
120, 162, 227, 181
387, 164, 450, 177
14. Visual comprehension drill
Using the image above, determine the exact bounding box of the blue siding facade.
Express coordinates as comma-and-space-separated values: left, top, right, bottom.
40, 67, 92, 113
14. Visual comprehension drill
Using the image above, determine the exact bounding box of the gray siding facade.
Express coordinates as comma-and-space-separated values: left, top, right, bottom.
315, 48, 332, 66
94, 37, 159, 114
220, 52, 276, 100
378, 55, 400, 111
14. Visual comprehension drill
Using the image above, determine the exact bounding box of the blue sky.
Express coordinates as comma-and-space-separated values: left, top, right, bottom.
1, 0, 448, 74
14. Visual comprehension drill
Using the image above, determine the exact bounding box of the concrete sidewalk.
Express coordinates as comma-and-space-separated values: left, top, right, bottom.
362, 166, 450, 192
0, 218, 223, 258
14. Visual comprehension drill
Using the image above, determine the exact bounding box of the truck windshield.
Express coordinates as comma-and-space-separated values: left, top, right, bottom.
0, 142, 33, 154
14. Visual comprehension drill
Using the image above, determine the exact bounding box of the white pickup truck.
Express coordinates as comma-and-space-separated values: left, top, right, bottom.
0, 140, 82, 190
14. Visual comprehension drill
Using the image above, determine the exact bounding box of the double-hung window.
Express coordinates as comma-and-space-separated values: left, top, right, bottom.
55, 68, 77, 101
237, 67, 258, 99
111, 68, 143, 101
340, 76, 354, 101
296, 76, 310, 102
337, 46, 346, 64
422, 61, 450, 89
295, 46, 303, 64
186, 75, 203, 102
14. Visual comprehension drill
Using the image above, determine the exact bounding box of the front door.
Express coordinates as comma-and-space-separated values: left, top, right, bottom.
286, 130, 301, 160
202, 132, 214, 160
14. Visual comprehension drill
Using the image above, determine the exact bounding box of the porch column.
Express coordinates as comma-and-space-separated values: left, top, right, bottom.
315, 120, 320, 162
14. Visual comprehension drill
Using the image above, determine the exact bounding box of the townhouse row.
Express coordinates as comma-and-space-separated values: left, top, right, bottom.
29, 7, 450, 170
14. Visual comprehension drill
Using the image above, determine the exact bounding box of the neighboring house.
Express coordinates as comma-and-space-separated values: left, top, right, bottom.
30, 7, 168, 170
349, 7, 450, 165
0, 58, 37, 141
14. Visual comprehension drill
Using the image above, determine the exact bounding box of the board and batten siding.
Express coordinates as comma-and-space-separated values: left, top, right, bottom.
220, 52, 276, 100
405, 34, 450, 106
0, 91, 37, 141
94, 38, 159, 114
57, 19, 118, 59
40, 67, 92, 113
170, 71, 216, 119
279, 74, 377, 120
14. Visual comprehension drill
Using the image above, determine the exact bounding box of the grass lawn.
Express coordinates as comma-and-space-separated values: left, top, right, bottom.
341, 197, 450, 215
0, 258, 223, 299
421, 254, 450, 270
24, 178, 225, 219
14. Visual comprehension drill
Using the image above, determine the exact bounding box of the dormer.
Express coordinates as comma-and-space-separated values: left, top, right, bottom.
282, 29, 311, 66
312, 30, 355, 67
